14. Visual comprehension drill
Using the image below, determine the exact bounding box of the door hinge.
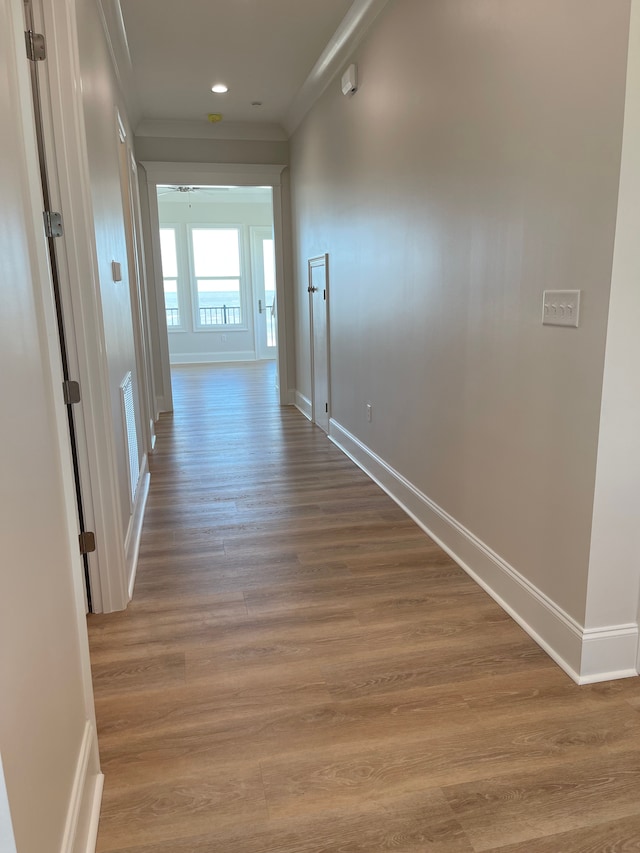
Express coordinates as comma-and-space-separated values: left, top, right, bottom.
25, 30, 46, 62
79, 531, 96, 555
325, 403, 328, 413
62, 379, 81, 405
323, 289, 326, 300
44, 210, 64, 238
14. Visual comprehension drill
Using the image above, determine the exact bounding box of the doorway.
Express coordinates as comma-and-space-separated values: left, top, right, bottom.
140, 162, 291, 413
155, 186, 277, 368
23, 0, 95, 609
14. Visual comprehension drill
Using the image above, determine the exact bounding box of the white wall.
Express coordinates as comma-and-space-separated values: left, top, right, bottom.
158, 192, 274, 363
0, 0, 100, 848
290, 0, 633, 681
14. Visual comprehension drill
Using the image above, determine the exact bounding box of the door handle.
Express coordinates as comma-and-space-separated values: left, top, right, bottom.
308, 286, 318, 293
258, 299, 263, 314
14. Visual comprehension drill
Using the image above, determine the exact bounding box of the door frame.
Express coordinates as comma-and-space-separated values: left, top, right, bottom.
5, 0, 102, 838
250, 226, 277, 360
140, 161, 292, 408
308, 254, 331, 432
33, 0, 130, 612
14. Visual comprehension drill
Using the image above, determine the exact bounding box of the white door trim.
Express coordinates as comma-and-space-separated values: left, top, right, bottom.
6, 1, 101, 846
308, 254, 330, 432
250, 226, 277, 360
140, 161, 292, 406
37, 0, 129, 612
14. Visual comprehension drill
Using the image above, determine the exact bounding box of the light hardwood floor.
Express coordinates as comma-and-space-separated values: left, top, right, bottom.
88, 362, 640, 852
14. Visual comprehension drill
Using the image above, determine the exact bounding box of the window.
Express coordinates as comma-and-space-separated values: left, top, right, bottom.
191, 227, 243, 327
159, 227, 180, 328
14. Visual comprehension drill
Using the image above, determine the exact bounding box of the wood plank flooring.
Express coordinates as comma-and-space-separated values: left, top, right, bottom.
88, 361, 640, 853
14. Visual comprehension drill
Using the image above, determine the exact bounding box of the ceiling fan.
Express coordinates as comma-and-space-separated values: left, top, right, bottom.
156, 185, 233, 198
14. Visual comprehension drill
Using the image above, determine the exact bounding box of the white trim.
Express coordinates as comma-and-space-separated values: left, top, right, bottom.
580, 625, 639, 684
119, 371, 138, 512
80, 772, 104, 853
271, 184, 291, 406
294, 391, 312, 421
144, 173, 174, 414
136, 119, 287, 141
170, 351, 257, 365
125, 454, 150, 601
0, 754, 17, 853
329, 418, 638, 685
186, 222, 248, 333
94, 0, 140, 127
40, 0, 129, 613
308, 254, 330, 432
250, 225, 278, 360
140, 162, 294, 408
59, 722, 103, 853
284, 0, 391, 134
117, 123, 156, 459
141, 161, 286, 187
585, 0, 640, 661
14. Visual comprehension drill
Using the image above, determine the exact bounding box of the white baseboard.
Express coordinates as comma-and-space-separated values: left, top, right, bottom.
60, 722, 103, 853
156, 394, 172, 414
294, 390, 312, 421
125, 455, 150, 601
169, 351, 256, 365
329, 418, 638, 685
580, 625, 639, 683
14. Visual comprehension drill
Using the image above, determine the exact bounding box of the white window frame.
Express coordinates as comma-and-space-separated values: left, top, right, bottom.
187, 223, 249, 332
159, 223, 187, 333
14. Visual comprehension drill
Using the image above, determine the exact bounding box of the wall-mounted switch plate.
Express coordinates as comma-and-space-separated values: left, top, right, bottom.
111, 260, 122, 282
542, 290, 580, 327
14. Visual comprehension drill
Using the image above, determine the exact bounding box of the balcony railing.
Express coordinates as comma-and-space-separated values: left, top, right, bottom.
166, 307, 180, 327
165, 304, 275, 344
199, 305, 241, 325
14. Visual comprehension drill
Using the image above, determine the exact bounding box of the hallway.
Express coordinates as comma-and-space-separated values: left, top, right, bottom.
88, 363, 640, 852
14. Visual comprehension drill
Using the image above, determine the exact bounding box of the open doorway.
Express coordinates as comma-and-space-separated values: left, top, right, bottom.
156, 185, 277, 367
140, 162, 291, 414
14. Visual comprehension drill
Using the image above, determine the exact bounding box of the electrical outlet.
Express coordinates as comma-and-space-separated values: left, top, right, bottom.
542, 290, 580, 327
366, 403, 372, 423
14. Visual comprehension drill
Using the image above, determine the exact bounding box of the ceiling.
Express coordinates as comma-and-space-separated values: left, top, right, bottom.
113, 0, 358, 131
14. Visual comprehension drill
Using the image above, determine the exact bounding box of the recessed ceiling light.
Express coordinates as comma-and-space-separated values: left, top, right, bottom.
211, 83, 229, 94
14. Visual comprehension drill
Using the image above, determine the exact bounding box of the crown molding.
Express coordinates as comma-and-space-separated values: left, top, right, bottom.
96, 0, 141, 127
135, 119, 288, 141
283, 0, 391, 136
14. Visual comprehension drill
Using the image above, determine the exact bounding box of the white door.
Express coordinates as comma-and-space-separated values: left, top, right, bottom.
308, 254, 330, 433
251, 227, 277, 360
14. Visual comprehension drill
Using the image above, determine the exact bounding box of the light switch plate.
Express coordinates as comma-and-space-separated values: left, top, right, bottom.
542, 290, 580, 327
111, 260, 122, 282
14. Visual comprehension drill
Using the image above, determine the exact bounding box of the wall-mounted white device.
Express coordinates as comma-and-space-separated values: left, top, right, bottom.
341, 64, 358, 96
